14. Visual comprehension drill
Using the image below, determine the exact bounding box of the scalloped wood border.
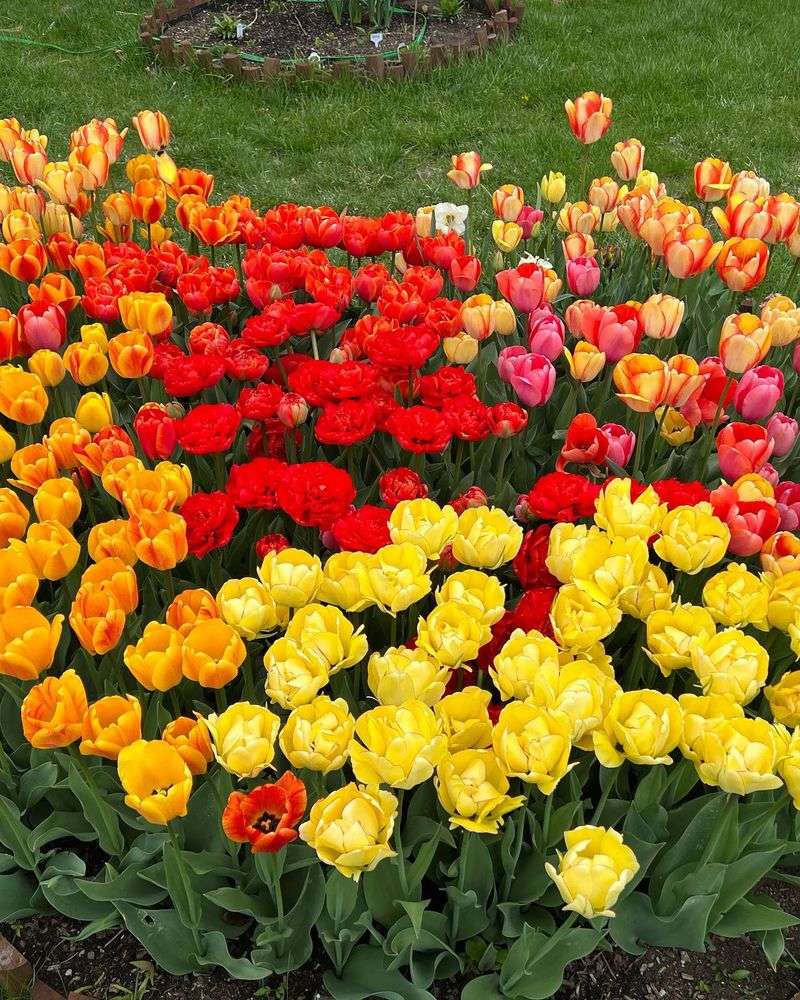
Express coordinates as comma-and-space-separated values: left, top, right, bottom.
138, 0, 524, 82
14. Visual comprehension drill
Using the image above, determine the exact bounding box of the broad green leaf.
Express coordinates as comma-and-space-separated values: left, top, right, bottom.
114, 902, 201, 974
76, 864, 168, 906
0, 793, 36, 869
713, 894, 799, 937
162, 841, 203, 929
0, 871, 39, 920
67, 760, 125, 857
323, 944, 436, 1000
197, 930, 271, 980
499, 924, 604, 1000
610, 890, 717, 954
205, 885, 274, 921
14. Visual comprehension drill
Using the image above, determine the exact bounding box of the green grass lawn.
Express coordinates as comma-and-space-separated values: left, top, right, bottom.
2, 0, 800, 212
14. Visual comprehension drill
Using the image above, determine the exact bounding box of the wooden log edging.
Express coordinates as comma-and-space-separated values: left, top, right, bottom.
137, 0, 526, 85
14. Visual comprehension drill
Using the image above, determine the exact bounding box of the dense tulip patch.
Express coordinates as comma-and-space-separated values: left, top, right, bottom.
1, 97, 800, 998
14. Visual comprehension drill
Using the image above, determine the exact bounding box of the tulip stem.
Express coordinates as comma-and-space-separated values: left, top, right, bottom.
503, 785, 532, 900
394, 788, 409, 897
698, 374, 734, 476
632, 411, 647, 477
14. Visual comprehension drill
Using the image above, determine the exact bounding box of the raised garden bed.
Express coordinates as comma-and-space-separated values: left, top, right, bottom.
138, 0, 524, 82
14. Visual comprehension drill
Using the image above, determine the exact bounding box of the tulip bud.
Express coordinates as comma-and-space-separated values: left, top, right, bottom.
566, 256, 601, 296
75, 391, 113, 432
767, 412, 798, 457
443, 332, 479, 364
277, 392, 309, 428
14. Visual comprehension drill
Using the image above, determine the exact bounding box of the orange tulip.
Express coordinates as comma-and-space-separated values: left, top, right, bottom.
0, 118, 23, 160
617, 186, 658, 237
610, 138, 644, 181
28, 349, 65, 388
0, 546, 39, 611
166, 588, 220, 637
10, 140, 48, 185
562, 232, 596, 261
0, 308, 22, 361
716, 237, 770, 292
24, 519, 81, 580
81, 557, 139, 614
33, 477, 82, 528
663, 354, 706, 408
492, 184, 525, 222
663, 223, 722, 278
557, 201, 601, 234
70, 117, 127, 163
175, 193, 206, 232
181, 619, 246, 688
9, 443, 58, 493
188, 203, 240, 246
728, 170, 770, 203
718, 313, 771, 373
168, 167, 215, 201
100, 455, 146, 501
163, 716, 214, 775
0, 487, 30, 547
130, 178, 167, 224
0, 183, 45, 220
118, 291, 172, 338
75, 426, 136, 476
80, 695, 142, 760
564, 341, 606, 382
44, 417, 91, 470
64, 342, 109, 386
694, 158, 732, 202
613, 353, 669, 412
565, 91, 613, 144
21, 668, 88, 749
124, 621, 184, 691
68, 143, 110, 191
108, 329, 155, 378
639, 293, 685, 340
713, 194, 798, 244
2, 209, 40, 242
447, 152, 492, 189
0, 368, 48, 424
87, 518, 138, 565
37, 161, 84, 206
460, 294, 497, 341
70, 584, 127, 655
132, 110, 171, 151
0, 607, 62, 681
761, 294, 800, 348
28, 272, 79, 313
127, 510, 188, 570
639, 198, 701, 257
0, 238, 47, 282
72, 240, 107, 281
588, 176, 626, 214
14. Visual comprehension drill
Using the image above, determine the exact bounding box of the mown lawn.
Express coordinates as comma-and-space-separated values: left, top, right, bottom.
2, 0, 800, 211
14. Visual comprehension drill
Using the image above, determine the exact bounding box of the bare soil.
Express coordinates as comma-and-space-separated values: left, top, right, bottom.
5, 882, 800, 1000
163, 0, 494, 62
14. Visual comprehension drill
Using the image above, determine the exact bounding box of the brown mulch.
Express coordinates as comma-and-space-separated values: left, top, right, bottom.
163, 0, 494, 61
4, 880, 800, 999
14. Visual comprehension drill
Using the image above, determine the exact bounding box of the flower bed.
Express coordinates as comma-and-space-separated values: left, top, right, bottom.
1, 96, 800, 1000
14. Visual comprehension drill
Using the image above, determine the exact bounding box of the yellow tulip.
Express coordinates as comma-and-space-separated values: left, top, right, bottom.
617, 563, 674, 620
435, 569, 506, 626
690, 628, 768, 705
593, 689, 682, 766
204, 701, 280, 778
653, 503, 730, 574
0, 607, 63, 681
702, 563, 769, 630
491, 627, 561, 702
388, 498, 458, 559
644, 603, 717, 676
693, 717, 785, 795
678, 693, 744, 762
416, 600, 489, 668
350, 700, 447, 789
593, 479, 667, 541
299, 783, 397, 880
75, 391, 113, 432
279, 695, 355, 773
284, 603, 368, 674
550, 584, 622, 651
433, 687, 494, 751
358, 543, 431, 616
264, 637, 330, 709
258, 547, 322, 608
435, 749, 525, 834
452, 507, 523, 569
545, 825, 639, 919
492, 701, 573, 793
367, 645, 451, 706
318, 551, 375, 613
216, 577, 284, 639
23, 519, 80, 580
33, 477, 82, 528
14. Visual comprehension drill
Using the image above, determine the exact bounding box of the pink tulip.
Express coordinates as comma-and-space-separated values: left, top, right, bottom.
767, 412, 799, 457
758, 462, 780, 486
506, 352, 557, 407
776, 481, 800, 531
497, 345, 528, 382
567, 257, 601, 297
18, 301, 67, 352
495, 262, 546, 313
733, 365, 784, 420
527, 307, 565, 361
601, 422, 636, 466
580, 303, 642, 363
517, 205, 544, 238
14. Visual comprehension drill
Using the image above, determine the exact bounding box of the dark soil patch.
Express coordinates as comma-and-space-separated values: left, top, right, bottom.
163, 0, 494, 62
5, 882, 800, 999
